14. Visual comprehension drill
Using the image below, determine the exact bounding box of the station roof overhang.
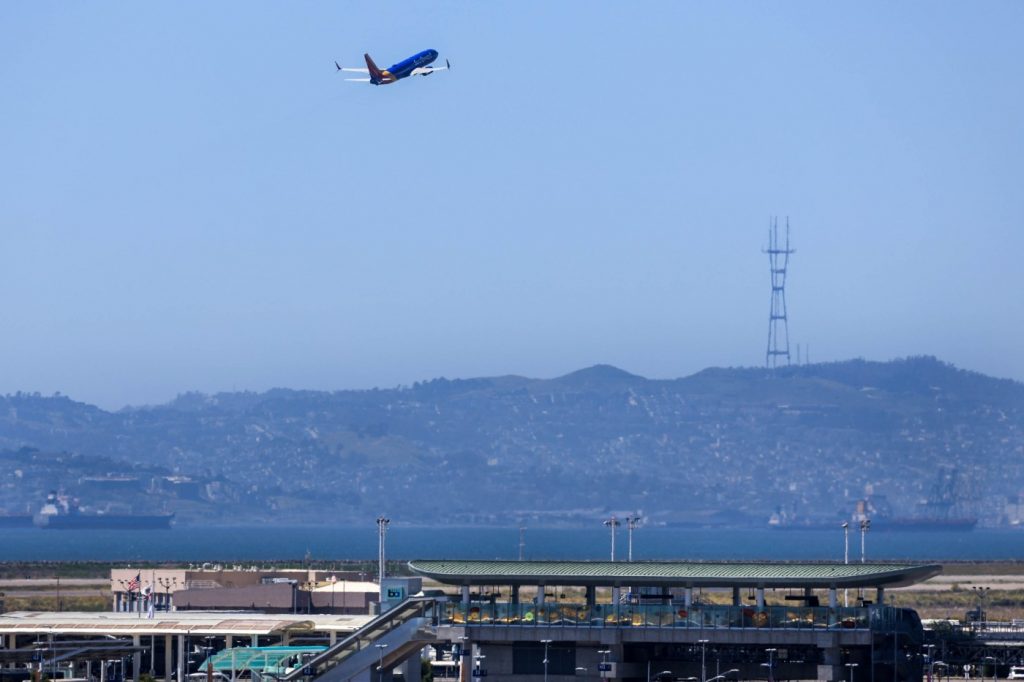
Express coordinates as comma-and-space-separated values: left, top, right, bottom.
0, 612, 373, 637
408, 560, 942, 590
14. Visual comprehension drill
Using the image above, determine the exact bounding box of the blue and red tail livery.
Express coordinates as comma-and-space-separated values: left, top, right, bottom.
335, 49, 449, 85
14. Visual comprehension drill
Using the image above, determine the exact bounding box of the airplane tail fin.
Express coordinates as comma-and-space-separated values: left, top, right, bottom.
364, 53, 384, 84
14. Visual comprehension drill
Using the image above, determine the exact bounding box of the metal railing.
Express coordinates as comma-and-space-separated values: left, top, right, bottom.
280, 598, 437, 681
441, 601, 883, 631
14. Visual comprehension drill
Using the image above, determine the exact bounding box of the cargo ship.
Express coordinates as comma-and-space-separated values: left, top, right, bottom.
768, 510, 977, 532
769, 468, 977, 532
0, 514, 33, 528
33, 491, 174, 530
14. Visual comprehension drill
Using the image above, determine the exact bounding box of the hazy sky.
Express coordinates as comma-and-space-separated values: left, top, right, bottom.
2, 2, 1022, 409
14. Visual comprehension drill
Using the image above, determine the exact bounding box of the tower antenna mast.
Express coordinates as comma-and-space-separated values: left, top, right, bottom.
764, 217, 795, 369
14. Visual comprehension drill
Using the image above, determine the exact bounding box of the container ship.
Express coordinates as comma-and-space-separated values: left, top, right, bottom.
32, 491, 174, 530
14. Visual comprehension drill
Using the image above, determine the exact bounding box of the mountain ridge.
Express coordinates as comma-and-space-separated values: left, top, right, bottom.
1, 356, 1021, 526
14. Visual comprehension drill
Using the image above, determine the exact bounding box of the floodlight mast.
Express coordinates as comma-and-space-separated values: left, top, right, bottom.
377, 516, 390, 604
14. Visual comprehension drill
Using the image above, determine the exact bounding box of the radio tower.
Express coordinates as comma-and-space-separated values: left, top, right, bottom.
764, 217, 795, 369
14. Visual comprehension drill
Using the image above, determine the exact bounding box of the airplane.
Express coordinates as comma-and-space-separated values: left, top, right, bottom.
335, 49, 449, 85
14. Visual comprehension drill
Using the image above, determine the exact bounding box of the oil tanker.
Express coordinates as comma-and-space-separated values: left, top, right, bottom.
33, 491, 173, 530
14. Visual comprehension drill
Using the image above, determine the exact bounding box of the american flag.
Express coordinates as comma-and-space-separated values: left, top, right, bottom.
126, 572, 141, 592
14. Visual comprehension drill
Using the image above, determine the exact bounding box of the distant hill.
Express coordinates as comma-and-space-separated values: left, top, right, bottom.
1, 356, 1021, 527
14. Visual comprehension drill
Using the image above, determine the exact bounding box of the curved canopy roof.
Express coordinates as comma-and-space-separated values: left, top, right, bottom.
408, 560, 941, 589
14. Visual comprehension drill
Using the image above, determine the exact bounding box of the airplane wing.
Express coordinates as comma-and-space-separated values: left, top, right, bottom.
410, 59, 451, 77
344, 78, 371, 82
335, 61, 370, 73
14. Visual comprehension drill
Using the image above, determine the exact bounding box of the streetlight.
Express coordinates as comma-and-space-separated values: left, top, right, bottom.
541, 640, 553, 682
845, 662, 858, 682
859, 518, 870, 564
841, 521, 850, 607
598, 649, 611, 679
764, 649, 777, 682
157, 576, 178, 612
603, 517, 620, 561
698, 640, 709, 682
625, 516, 641, 562
375, 643, 389, 682
377, 516, 390, 606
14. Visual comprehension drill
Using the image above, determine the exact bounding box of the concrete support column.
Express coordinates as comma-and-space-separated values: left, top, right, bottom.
828, 587, 838, 609
329, 631, 337, 645
114, 593, 120, 612
100, 659, 107, 682
164, 635, 172, 682
511, 585, 520, 605
176, 635, 185, 682
537, 586, 545, 604
611, 587, 619, 606
225, 635, 233, 649
818, 645, 843, 682
732, 587, 741, 606
459, 639, 472, 682
755, 587, 765, 608
133, 635, 141, 682
282, 633, 291, 646
684, 588, 692, 609
876, 587, 885, 605
7, 635, 15, 651
400, 653, 420, 682
461, 585, 470, 604
585, 586, 595, 607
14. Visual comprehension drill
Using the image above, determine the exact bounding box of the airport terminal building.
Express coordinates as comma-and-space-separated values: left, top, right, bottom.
1, 560, 941, 682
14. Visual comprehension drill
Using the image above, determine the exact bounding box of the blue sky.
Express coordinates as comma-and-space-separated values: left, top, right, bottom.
2, 2, 1022, 409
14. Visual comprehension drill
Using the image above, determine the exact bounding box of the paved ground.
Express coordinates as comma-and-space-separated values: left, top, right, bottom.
0, 579, 107, 587
894, 575, 1024, 592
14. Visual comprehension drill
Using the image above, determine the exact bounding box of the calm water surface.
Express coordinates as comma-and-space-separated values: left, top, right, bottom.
1, 526, 1022, 562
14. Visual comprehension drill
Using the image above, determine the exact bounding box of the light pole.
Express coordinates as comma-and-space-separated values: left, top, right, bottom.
765, 648, 777, 682
698, 640, 709, 682
603, 517, 620, 561
377, 516, 390, 606
598, 649, 611, 679
375, 643, 389, 682
842, 521, 850, 607
845, 662, 858, 682
474, 654, 486, 682
859, 518, 870, 564
541, 640, 553, 682
626, 516, 641, 561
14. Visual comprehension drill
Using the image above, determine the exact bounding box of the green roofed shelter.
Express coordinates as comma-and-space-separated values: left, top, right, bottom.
408, 560, 941, 589
198, 646, 326, 675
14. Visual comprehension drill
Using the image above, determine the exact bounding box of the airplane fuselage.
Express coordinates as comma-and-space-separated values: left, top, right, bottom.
370, 49, 438, 85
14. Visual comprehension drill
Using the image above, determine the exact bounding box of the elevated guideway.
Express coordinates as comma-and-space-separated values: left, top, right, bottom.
280, 598, 439, 682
